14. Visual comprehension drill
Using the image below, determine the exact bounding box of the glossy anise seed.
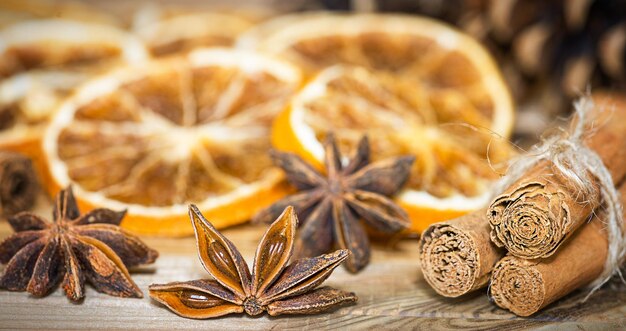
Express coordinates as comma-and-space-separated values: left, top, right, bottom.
0, 186, 158, 301
254, 134, 414, 273
149, 205, 357, 319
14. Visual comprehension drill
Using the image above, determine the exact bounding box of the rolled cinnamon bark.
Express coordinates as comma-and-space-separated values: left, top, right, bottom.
488, 93, 626, 259
489, 182, 626, 316
0, 151, 38, 218
419, 209, 505, 297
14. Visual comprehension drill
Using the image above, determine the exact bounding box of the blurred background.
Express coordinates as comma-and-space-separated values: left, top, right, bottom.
2, 0, 625, 144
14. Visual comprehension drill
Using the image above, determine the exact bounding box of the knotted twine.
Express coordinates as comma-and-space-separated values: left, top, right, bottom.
490, 95, 625, 297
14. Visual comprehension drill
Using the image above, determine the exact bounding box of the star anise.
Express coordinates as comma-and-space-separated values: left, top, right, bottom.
149, 205, 357, 318
0, 187, 158, 301
254, 135, 414, 273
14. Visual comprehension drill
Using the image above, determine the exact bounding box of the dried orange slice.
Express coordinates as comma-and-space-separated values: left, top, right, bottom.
0, 19, 148, 78
0, 70, 87, 154
0, 0, 120, 27
133, 7, 254, 56
0, 19, 148, 158
250, 14, 515, 233
43, 48, 302, 236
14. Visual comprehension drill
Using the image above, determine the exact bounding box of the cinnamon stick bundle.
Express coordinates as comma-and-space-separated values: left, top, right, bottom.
489, 182, 626, 317
0, 151, 38, 218
419, 209, 505, 297
488, 93, 626, 259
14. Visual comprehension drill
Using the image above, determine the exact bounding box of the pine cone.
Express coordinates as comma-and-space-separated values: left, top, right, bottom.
487, 0, 626, 106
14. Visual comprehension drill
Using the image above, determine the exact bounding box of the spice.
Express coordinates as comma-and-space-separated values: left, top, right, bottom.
254, 135, 414, 273
0, 151, 38, 218
419, 209, 505, 297
420, 94, 626, 316
490, 182, 626, 316
0, 187, 158, 301
488, 93, 626, 259
149, 205, 357, 318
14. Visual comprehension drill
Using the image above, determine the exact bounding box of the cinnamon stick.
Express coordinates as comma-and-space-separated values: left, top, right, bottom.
419, 209, 505, 297
489, 182, 626, 316
488, 93, 626, 259
0, 151, 38, 218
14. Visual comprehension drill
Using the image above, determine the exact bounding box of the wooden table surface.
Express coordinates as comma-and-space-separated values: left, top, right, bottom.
1, 195, 625, 330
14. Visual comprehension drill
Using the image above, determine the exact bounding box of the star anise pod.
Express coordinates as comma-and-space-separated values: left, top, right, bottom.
0, 187, 158, 301
149, 205, 357, 318
254, 135, 414, 273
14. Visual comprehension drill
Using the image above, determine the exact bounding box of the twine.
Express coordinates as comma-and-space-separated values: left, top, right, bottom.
491, 95, 625, 298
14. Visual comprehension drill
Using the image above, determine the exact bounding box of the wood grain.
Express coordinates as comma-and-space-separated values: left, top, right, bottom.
1, 195, 625, 330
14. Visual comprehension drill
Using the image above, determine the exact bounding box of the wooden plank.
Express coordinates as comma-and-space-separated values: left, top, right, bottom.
1, 195, 625, 330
